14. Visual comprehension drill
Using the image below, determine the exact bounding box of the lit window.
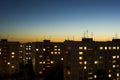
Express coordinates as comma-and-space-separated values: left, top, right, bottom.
79, 47, 83, 50
11, 52, 15, 55
88, 77, 93, 79
54, 46, 57, 48
79, 52, 83, 55
11, 66, 15, 69
29, 45, 31, 47
39, 55, 42, 58
105, 47, 107, 50
51, 52, 53, 54
58, 52, 61, 54
94, 75, 97, 78
84, 46, 87, 50
43, 48, 45, 51
99, 56, 103, 59
39, 61, 42, 64
7, 62, 10, 65
67, 70, 71, 75
61, 58, 63, 61
79, 61, 83, 65
117, 73, 119, 77
26, 48, 28, 50
20, 45, 23, 47
39, 71, 43, 74
117, 64, 119, 67
11, 56, 15, 58
113, 56, 116, 59
94, 61, 98, 64
36, 49, 39, 51
88, 72, 93, 74
79, 56, 83, 60
0, 52, 1, 55
108, 74, 111, 78
51, 61, 54, 64
29, 48, 31, 50
113, 65, 116, 68
84, 61, 87, 64
54, 52, 57, 54
117, 46, 119, 50
112, 60, 116, 63
113, 46, 116, 50
58, 49, 60, 51
0, 49, 1, 51
84, 66, 87, 69
109, 47, 111, 50
43, 61, 45, 64
99, 47, 103, 50
54, 49, 57, 51
117, 55, 119, 59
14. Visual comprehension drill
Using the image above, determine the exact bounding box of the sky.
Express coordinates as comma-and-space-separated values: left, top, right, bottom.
0, 0, 120, 42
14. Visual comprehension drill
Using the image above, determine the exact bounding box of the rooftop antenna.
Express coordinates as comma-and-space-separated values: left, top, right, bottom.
86, 30, 88, 38
115, 33, 118, 39
91, 32, 93, 38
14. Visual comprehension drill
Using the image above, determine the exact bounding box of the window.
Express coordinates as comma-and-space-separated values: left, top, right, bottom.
99, 47, 103, 50
113, 65, 116, 68
43, 48, 45, 51
84, 46, 87, 50
105, 47, 107, 50
61, 58, 63, 61
113, 47, 116, 50
79, 56, 83, 60
36, 49, 39, 51
113, 56, 116, 59
84, 66, 87, 69
117, 73, 119, 77
108, 74, 111, 78
11, 52, 15, 55
79, 61, 83, 65
109, 47, 111, 50
117, 55, 119, 59
51, 61, 54, 64
79, 52, 83, 55
79, 47, 83, 50
94, 61, 98, 64
11, 66, 15, 69
84, 61, 87, 64
117, 46, 119, 50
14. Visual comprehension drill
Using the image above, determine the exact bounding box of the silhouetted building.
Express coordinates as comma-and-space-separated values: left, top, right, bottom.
32, 40, 63, 75
63, 38, 120, 80
0, 39, 20, 77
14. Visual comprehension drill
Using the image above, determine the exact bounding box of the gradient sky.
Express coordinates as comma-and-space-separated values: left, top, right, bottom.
0, 0, 120, 42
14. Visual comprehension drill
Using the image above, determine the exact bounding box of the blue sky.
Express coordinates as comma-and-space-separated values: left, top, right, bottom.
0, 0, 120, 42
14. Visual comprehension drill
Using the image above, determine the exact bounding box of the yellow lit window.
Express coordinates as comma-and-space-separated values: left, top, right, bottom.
54, 45, 57, 48
79, 52, 83, 55
39, 55, 42, 58
108, 74, 111, 78
94, 61, 98, 64
84, 61, 87, 64
105, 47, 107, 50
113, 56, 116, 59
99, 46, 103, 50
113, 46, 116, 50
79, 56, 83, 60
84, 46, 87, 50
88, 77, 93, 79
54, 49, 57, 51
113, 65, 116, 68
43, 61, 45, 64
7, 62, 10, 65
43, 48, 46, 51
58, 49, 60, 51
117, 73, 119, 77
117, 46, 119, 50
79, 61, 83, 65
79, 47, 83, 50
0, 49, 1, 51
51, 61, 54, 64
11, 56, 15, 58
112, 60, 116, 63
11, 52, 15, 55
39, 61, 42, 64
36, 48, 39, 51
109, 47, 111, 50
54, 52, 57, 54
11, 66, 15, 69
84, 66, 87, 69
51, 52, 53, 54
61, 58, 63, 61
58, 52, 61, 54
117, 55, 119, 59
94, 75, 97, 78
67, 70, 71, 75
39, 71, 43, 74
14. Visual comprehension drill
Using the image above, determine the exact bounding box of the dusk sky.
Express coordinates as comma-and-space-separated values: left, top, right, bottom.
1, 0, 120, 42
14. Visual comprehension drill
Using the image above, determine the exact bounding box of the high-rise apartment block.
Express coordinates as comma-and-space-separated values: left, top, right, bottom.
0, 38, 120, 80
